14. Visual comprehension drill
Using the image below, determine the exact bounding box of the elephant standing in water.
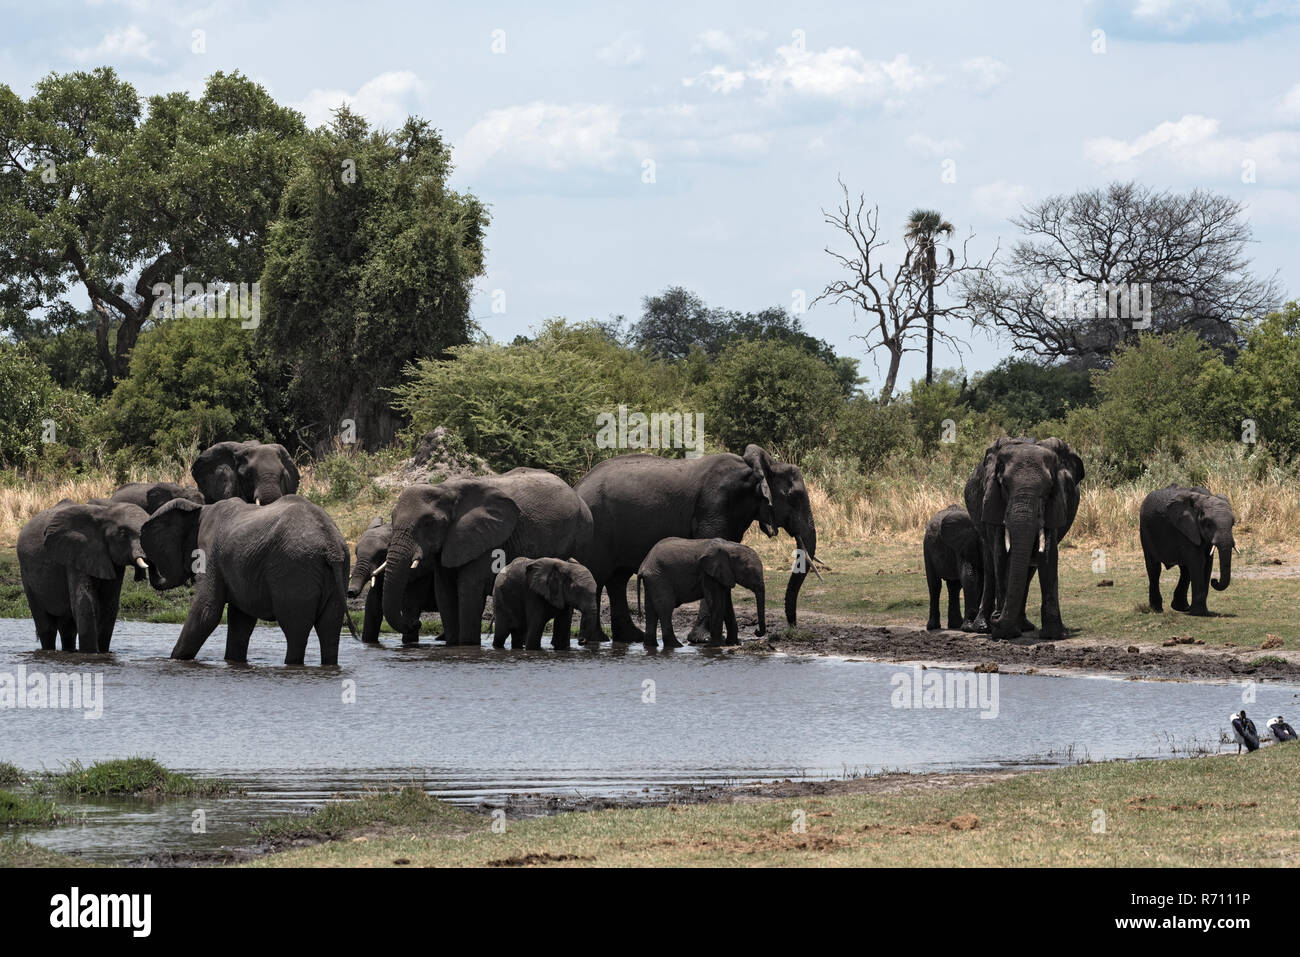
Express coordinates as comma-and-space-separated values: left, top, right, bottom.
964, 437, 1085, 640
142, 496, 354, 665
109, 481, 205, 513
491, 557, 599, 650
382, 469, 594, 647
1140, 484, 1234, 615
637, 538, 766, 648
576, 444, 818, 644
191, 441, 299, 505
17, 501, 151, 652
347, 517, 437, 644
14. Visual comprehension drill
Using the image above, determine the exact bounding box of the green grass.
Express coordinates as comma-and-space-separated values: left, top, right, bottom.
0, 838, 84, 867
0, 551, 193, 623
256, 786, 477, 843
0, 762, 23, 787
46, 757, 233, 798
253, 744, 1300, 867
0, 790, 60, 826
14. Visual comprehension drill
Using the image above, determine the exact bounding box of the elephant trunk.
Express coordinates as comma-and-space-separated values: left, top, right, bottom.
254, 478, 283, 506
754, 584, 766, 637
995, 499, 1039, 637
382, 533, 419, 633
1211, 543, 1231, 591
347, 560, 371, 599
783, 518, 817, 626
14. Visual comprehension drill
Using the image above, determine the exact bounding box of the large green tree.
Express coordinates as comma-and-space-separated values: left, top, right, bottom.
259, 107, 488, 452
0, 68, 305, 381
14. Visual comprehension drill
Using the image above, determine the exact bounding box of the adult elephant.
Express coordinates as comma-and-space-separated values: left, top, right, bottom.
1139, 484, 1234, 615
382, 469, 594, 647
964, 437, 1085, 640
347, 516, 437, 644
142, 496, 355, 665
109, 481, 205, 514
192, 441, 299, 505
17, 500, 151, 652
576, 444, 817, 644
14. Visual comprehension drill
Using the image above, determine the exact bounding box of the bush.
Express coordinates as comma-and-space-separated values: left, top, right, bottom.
0, 345, 94, 468
831, 396, 918, 470
966, 359, 1094, 436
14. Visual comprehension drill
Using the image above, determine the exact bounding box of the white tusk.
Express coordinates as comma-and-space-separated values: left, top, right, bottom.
371, 561, 387, 577
255, 497, 261, 506
135, 557, 149, 569
1038, 529, 1046, 553
1004, 529, 1011, 552
410, 558, 420, 569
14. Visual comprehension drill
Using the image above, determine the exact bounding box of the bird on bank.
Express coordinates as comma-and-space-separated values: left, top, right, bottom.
1267, 716, 1297, 742
1230, 711, 1260, 753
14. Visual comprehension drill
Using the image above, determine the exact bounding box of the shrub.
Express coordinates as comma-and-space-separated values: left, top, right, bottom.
0, 345, 94, 468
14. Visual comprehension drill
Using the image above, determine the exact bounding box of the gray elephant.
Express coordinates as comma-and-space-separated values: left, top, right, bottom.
576, 444, 817, 645
17, 500, 151, 652
964, 437, 1085, 640
191, 440, 300, 505
109, 481, 205, 514
382, 468, 594, 647
637, 537, 767, 649
923, 505, 983, 631
142, 495, 354, 665
491, 557, 599, 650
347, 517, 438, 644
1140, 484, 1234, 615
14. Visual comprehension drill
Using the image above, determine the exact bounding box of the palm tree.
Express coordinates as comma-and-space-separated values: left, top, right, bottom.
905, 209, 955, 385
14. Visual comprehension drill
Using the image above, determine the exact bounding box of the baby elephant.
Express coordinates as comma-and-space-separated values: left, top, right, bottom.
1140, 484, 1234, 615
923, 505, 983, 631
637, 537, 766, 649
347, 517, 437, 645
491, 557, 599, 650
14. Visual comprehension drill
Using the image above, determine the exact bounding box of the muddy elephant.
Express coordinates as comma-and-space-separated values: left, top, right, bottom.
17, 500, 151, 652
1140, 484, 1234, 615
637, 537, 766, 649
491, 557, 599, 650
576, 444, 816, 645
109, 481, 205, 514
191, 441, 299, 505
142, 495, 355, 665
964, 437, 1085, 640
347, 517, 437, 644
382, 469, 595, 647
923, 505, 983, 631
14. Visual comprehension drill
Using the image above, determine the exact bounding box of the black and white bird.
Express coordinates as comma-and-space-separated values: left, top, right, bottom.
1230, 711, 1260, 753
1267, 715, 1297, 742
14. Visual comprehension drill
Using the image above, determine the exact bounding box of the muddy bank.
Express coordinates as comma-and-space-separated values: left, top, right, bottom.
769, 621, 1300, 681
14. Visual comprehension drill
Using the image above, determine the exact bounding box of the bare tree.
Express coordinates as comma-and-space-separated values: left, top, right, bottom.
814, 178, 994, 404
965, 181, 1282, 365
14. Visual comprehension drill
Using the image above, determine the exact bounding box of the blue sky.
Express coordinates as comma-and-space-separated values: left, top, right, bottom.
5, 0, 1300, 393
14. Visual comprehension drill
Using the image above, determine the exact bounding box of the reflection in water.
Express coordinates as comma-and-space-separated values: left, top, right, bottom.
1, 618, 1292, 862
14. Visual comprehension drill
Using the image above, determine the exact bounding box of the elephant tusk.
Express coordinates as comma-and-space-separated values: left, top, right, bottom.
371, 561, 387, 578
410, 558, 420, 569
135, 557, 149, 569
1004, 529, 1011, 552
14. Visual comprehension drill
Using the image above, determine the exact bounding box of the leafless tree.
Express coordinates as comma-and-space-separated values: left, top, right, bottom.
814, 178, 995, 404
964, 181, 1282, 365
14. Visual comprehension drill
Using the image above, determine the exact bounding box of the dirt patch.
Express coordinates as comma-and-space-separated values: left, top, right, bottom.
486, 851, 594, 867
373, 427, 494, 490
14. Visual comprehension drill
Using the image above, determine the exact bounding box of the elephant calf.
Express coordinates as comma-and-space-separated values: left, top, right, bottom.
637, 538, 766, 649
18, 500, 151, 652
491, 557, 599, 650
348, 517, 437, 645
923, 505, 983, 631
1140, 484, 1235, 615
142, 495, 354, 665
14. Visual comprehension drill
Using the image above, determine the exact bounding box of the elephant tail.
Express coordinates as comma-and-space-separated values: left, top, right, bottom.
636, 574, 642, 618
334, 560, 360, 641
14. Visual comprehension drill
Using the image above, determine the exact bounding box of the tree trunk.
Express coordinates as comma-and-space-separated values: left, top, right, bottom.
880, 344, 903, 404
925, 245, 936, 386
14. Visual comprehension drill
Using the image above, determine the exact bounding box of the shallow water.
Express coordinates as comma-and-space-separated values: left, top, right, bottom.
1, 618, 1293, 862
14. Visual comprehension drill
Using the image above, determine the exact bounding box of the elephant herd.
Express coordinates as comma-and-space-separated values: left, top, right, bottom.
17, 441, 814, 664
16, 433, 1236, 665
924, 436, 1236, 637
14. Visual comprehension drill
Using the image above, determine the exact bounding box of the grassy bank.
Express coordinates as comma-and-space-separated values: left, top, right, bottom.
253, 743, 1300, 867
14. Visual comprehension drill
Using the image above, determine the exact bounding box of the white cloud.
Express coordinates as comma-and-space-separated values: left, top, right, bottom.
598, 32, 645, 66
1280, 82, 1300, 121
459, 102, 636, 174
292, 71, 424, 129
682, 65, 746, 94
1085, 113, 1300, 181
1085, 113, 1220, 164
906, 133, 964, 157
972, 180, 1032, 218
72, 25, 156, 62
960, 56, 1010, 93
691, 28, 766, 57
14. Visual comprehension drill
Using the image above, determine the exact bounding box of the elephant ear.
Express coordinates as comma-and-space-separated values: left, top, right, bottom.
1039, 437, 1085, 485
442, 484, 521, 568
742, 444, 777, 535
1164, 493, 1202, 545
526, 561, 567, 608
701, 542, 737, 590
43, 506, 116, 580
274, 444, 300, 494
141, 499, 203, 580
192, 442, 240, 503
981, 456, 1007, 526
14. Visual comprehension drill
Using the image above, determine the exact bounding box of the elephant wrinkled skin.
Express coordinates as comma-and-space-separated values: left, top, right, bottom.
491, 557, 599, 650
348, 517, 437, 644
1140, 484, 1234, 615
637, 537, 766, 649
191, 440, 300, 505
922, 505, 983, 632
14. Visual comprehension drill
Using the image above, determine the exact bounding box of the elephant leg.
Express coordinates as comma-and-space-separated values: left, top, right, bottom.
1142, 538, 1163, 612
608, 571, 644, 644
224, 606, 257, 662
720, 589, 738, 645
67, 571, 101, 654
945, 579, 963, 631
362, 581, 384, 643
431, 566, 459, 644
1188, 549, 1211, 616
552, 607, 573, 650
1018, 564, 1038, 633
29, 597, 58, 651
282, 626, 310, 666
315, 606, 343, 667
492, 607, 511, 648
642, 587, 659, 649
524, 595, 550, 650
1171, 565, 1191, 612
686, 592, 712, 644
969, 534, 996, 633
924, 561, 943, 630
96, 577, 122, 653
171, 577, 226, 660
656, 596, 682, 649
455, 565, 490, 648
57, 617, 78, 652
959, 562, 981, 630
1036, 538, 1064, 640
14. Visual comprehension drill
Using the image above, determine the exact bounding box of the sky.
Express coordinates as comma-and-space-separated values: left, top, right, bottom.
4, 0, 1300, 394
